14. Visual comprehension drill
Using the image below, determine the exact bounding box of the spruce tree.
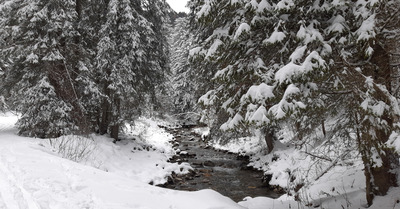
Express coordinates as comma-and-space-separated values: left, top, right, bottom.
168, 17, 197, 114
95, 0, 170, 139
189, 0, 400, 204
0, 0, 89, 137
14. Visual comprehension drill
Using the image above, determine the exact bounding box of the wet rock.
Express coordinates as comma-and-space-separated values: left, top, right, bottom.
203, 173, 212, 177
201, 179, 210, 183
167, 176, 174, 184
203, 160, 215, 167
236, 155, 249, 161
198, 169, 212, 173
192, 162, 203, 167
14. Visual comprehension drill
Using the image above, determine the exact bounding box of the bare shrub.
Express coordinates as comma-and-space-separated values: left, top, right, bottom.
48, 135, 96, 162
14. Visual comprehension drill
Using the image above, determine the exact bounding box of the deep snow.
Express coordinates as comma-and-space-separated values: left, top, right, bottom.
0, 113, 399, 209
0, 113, 242, 209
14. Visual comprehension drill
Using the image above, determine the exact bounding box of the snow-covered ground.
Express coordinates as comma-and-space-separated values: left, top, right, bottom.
1, 113, 399, 209
0, 113, 242, 209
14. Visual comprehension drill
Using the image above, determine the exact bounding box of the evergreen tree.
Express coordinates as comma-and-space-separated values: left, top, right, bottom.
168, 17, 197, 114
140, 0, 173, 115
0, 0, 89, 137
189, 0, 400, 205
95, 0, 170, 139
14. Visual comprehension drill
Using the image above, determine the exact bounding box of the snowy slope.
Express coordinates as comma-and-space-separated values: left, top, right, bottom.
1, 113, 399, 209
0, 113, 244, 209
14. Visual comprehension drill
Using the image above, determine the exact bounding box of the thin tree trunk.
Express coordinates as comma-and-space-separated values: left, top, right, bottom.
110, 97, 120, 140
321, 120, 326, 137
99, 96, 110, 135
264, 127, 274, 154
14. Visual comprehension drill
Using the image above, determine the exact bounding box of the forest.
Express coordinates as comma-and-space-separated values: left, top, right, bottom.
1, 0, 400, 208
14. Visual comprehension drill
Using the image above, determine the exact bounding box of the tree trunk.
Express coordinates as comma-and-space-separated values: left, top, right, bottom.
110, 97, 121, 140
355, 124, 374, 206
264, 127, 274, 154
321, 120, 326, 138
371, 127, 399, 195
364, 161, 374, 207
110, 123, 119, 140
99, 97, 110, 135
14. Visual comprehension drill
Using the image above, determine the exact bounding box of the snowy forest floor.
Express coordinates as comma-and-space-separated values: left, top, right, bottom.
0, 112, 399, 209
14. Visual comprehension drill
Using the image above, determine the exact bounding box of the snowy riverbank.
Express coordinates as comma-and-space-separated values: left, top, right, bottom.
195, 127, 400, 209
0, 113, 399, 209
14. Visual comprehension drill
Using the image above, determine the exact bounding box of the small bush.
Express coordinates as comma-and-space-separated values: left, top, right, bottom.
48, 135, 96, 162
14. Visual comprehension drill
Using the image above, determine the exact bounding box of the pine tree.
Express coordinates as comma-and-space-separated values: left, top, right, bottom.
189, 0, 400, 205
0, 0, 89, 137
95, 0, 170, 139
168, 17, 197, 114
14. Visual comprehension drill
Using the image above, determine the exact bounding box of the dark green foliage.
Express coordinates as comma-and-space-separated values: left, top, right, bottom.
0, 0, 172, 139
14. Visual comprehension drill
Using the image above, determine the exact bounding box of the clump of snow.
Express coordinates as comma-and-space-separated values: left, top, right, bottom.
263, 30, 286, 44
296, 22, 324, 44
239, 195, 297, 209
275, 51, 325, 84
206, 39, 224, 59
356, 14, 376, 42
242, 83, 275, 102
25, 52, 39, 64
275, 0, 294, 10
327, 15, 346, 34
211, 129, 267, 155
198, 90, 216, 106
269, 84, 305, 119
233, 23, 251, 40
220, 113, 244, 131
257, 0, 271, 12
193, 127, 210, 140
189, 46, 205, 57
196, 0, 213, 19
249, 106, 270, 126
246, 0, 258, 9
289, 46, 307, 63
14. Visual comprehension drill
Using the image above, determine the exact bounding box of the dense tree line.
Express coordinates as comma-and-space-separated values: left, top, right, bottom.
167, 16, 197, 114
1, 0, 400, 205
187, 0, 400, 205
0, 0, 173, 139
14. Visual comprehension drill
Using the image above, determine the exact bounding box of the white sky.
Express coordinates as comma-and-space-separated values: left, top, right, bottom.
166, 0, 189, 13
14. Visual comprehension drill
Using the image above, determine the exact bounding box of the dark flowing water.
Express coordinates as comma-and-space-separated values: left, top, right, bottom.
160, 127, 280, 202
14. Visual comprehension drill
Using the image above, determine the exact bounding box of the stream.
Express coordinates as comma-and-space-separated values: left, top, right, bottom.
159, 127, 281, 202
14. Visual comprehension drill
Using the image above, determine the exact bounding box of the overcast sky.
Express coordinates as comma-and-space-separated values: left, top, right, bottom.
166, 0, 189, 13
